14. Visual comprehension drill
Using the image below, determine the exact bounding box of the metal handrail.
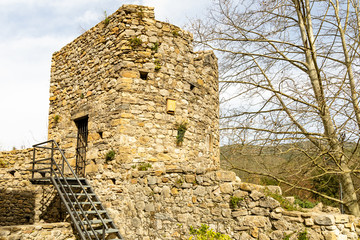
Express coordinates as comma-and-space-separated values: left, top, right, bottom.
32, 140, 109, 240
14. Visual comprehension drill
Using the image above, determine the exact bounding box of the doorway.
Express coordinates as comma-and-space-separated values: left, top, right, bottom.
75, 116, 88, 177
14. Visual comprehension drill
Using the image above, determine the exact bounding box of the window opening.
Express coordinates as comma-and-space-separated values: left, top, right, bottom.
75, 116, 88, 177
140, 71, 148, 80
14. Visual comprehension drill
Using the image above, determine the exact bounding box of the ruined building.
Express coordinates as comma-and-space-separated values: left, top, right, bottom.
48, 5, 219, 176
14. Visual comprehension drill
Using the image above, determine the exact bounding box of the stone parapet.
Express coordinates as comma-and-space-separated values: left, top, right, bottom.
88, 169, 360, 239
0, 222, 75, 240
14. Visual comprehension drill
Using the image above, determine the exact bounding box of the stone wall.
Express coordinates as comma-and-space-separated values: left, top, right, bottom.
48, 4, 219, 173
0, 181, 35, 226
0, 149, 65, 226
1, 148, 360, 239
0, 148, 33, 179
0, 222, 75, 240
89, 169, 360, 240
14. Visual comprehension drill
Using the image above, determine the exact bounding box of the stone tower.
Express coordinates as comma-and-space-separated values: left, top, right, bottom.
48, 5, 219, 174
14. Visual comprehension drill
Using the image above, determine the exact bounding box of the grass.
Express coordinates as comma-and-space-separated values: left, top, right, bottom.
105, 150, 115, 161
138, 163, 152, 171
129, 37, 142, 48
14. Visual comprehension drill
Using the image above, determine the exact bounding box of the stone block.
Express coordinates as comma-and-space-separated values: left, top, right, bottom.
193, 186, 207, 196
219, 183, 233, 194
185, 174, 196, 183
147, 176, 157, 185
314, 215, 335, 226
334, 214, 349, 224
323, 232, 338, 240
259, 196, 280, 209
232, 209, 248, 217
304, 218, 314, 226
215, 170, 236, 182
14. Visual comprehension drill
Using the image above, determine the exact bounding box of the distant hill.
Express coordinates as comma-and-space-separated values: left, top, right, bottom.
220, 142, 360, 206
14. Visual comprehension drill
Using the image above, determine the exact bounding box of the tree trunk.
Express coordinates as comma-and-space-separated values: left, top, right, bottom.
340, 166, 360, 216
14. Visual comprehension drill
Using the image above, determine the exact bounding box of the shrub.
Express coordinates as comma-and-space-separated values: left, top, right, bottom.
229, 196, 243, 209
138, 163, 152, 171
0, 159, 7, 168
189, 224, 231, 240
54, 115, 60, 124
298, 229, 309, 240
266, 191, 299, 211
294, 196, 316, 209
176, 121, 188, 146
154, 59, 162, 71
129, 37, 142, 48
104, 11, 110, 26
151, 42, 159, 52
105, 150, 115, 161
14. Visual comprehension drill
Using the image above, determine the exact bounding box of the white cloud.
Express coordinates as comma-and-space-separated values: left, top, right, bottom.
0, 35, 72, 150
76, 10, 102, 25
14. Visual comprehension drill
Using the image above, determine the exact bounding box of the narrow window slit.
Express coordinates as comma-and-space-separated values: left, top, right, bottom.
98, 131, 103, 138
140, 71, 148, 80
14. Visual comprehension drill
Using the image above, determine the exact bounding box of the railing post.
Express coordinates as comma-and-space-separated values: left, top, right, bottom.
32, 147, 36, 179
50, 141, 54, 177
62, 149, 65, 175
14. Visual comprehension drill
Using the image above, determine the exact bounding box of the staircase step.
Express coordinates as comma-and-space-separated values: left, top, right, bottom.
87, 228, 119, 235
57, 177, 87, 181
29, 178, 52, 185
62, 184, 91, 188
77, 210, 107, 215
67, 193, 96, 196
70, 201, 101, 205
82, 219, 113, 225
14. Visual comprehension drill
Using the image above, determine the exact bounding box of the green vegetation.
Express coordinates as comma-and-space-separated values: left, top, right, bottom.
189, 224, 231, 240
260, 177, 279, 186
298, 229, 309, 240
229, 196, 243, 209
151, 42, 159, 52
129, 37, 142, 48
294, 196, 316, 209
312, 174, 339, 207
282, 229, 310, 239
176, 121, 188, 146
172, 30, 180, 37
265, 191, 316, 211
176, 177, 184, 186
154, 59, 162, 71
54, 115, 60, 124
266, 191, 299, 211
220, 143, 340, 208
138, 163, 152, 171
283, 234, 291, 240
0, 159, 7, 168
137, 10, 145, 19
104, 11, 110, 26
80, 93, 84, 99
105, 150, 116, 161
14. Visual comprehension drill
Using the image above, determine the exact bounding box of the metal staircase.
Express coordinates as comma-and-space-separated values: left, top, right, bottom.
30, 140, 124, 240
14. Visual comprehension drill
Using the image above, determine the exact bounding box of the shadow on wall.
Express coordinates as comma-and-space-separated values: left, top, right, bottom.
39, 186, 67, 223
0, 189, 35, 226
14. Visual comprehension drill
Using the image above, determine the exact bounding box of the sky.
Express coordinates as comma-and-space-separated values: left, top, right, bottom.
0, 0, 212, 150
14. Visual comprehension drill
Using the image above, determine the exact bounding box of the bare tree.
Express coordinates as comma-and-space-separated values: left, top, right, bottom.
190, 0, 360, 216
